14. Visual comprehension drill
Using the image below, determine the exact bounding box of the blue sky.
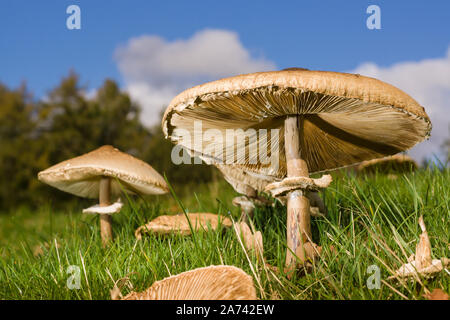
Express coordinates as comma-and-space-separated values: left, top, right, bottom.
1, 0, 448, 95
0, 0, 449, 160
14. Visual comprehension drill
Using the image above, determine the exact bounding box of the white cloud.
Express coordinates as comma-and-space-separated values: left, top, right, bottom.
351, 47, 450, 163
114, 29, 275, 127
115, 30, 449, 163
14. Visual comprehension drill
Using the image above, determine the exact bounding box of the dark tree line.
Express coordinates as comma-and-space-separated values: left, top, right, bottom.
0, 72, 214, 211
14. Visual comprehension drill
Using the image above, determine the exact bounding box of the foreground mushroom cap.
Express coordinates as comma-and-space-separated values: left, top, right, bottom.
38, 145, 169, 198
163, 69, 430, 177
357, 154, 418, 174
135, 213, 232, 239
122, 265, 257, 300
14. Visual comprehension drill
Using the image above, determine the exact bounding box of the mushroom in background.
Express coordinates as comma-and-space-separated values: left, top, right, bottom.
217, 164, 271, 222
135, 213, 232, 239
357, 154, 418, 178
38, 145, 169, 246
117, 265, 257, 300
163, 68, 431, 270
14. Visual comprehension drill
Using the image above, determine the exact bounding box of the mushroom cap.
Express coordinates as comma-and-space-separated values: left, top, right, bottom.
122, 265, 257, 300
162, 69, 431, 179
357, 154, 418, 173
135, 213, 232, 238
38, 145, 169, 199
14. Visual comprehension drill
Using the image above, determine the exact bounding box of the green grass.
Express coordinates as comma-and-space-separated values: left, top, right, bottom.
0, 168, 448, 300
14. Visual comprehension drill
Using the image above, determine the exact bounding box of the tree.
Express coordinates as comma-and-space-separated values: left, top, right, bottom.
0, 83, 37, 209
0, 71, 215, 210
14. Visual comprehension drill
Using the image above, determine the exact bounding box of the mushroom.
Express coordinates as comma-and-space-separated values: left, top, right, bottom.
232, 196, 257, 221
38, 145, 169, 246
220, 164, 327, 221
218, 164, 271, 222
135, 213, 232, 239
357, 154, 418, 177
162, 69, 430, 269
119, 265, 257, 300
389, 216, 449, 280
233, 221, 264, 260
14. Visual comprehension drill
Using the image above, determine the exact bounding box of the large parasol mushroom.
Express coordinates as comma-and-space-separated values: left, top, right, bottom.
119, 265, 257, 300
162, 69, 431, 269
38, 145, 169, 246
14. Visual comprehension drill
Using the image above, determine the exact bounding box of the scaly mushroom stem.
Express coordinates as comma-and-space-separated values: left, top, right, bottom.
284, 116, 314, 268
99, 176, 113, 246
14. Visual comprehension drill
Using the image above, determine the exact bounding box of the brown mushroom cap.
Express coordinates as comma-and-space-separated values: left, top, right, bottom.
357, 154, 418, 173
162, 69, 430, 179
38, 145, 169, 199
135, 213, 232, 238
122, 265, 257, 300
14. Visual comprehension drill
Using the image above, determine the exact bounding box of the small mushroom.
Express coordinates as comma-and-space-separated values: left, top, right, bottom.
232, 196, 257, 223
135, 213, 232, 239
119, 265, 257, 300
217, 165, 271, 222
38, 145, 169, 246
389, 216, 450, 280
163, 68, 431, 269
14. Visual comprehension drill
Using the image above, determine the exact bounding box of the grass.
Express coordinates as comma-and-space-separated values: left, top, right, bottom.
0, 167, 448, 300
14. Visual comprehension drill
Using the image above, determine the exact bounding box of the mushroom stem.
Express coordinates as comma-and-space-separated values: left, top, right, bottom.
99, 177, 113, 246
284, 116, 312, 268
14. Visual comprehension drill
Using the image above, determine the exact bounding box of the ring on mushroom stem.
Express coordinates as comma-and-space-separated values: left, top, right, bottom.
217, 164, 272, 222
